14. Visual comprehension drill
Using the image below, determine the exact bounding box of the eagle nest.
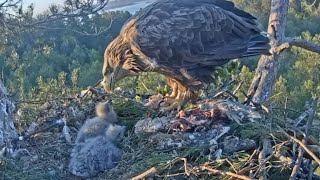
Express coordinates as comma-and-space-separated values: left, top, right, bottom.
2, 89, 319, 179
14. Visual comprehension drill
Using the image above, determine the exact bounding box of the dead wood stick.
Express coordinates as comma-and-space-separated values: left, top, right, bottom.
241, 90, 255, 106
237, 150, 258, 177
181, 158, 190, 176
290, 98, 318, 179
294, 111, 309, 127
273, 141, 293, 166
225, 90, 239, 101
15, 118, 65, 142
233, 81, 244, 95
290, 142, 305, 180
278, 127, 320, 165
240, 90, 269, 112
237, 166, 257, 176
254, 139, 273, 178
278, 99, 320, 166
201, 166, 253, 180
243, 149, 258, 167
81, 79, 102, 98
289, 136, 320, 165
131, 167, 157, 180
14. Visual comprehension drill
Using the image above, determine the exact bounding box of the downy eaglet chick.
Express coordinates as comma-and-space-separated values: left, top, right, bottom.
69, 124, 125, 178
75, 100, 118, 144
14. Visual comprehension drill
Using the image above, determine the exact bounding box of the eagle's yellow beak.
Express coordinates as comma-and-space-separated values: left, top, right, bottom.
102, 72, 115, 93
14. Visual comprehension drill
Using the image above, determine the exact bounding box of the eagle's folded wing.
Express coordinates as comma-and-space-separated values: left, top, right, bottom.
127, 0, 270, 69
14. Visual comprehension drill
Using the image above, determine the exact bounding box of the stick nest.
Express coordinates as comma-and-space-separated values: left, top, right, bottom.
1, 90, 320, 180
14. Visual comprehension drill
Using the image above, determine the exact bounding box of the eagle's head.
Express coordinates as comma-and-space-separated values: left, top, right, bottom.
101, 36, 141, 93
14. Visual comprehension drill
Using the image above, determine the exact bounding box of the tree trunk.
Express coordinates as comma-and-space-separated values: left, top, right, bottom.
0, 80, 17, 146
247, 0, 289, 104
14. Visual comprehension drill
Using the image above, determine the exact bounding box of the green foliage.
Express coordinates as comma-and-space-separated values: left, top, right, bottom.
232, 0, 271, 28
115, 72, 168, 97
271, 32, 320, 111
0, 0, 320, 118
136, 73, 168, 95
0, 10, 131, 99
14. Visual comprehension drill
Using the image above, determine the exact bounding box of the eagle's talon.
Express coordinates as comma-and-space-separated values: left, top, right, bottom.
159, 98, 182, 113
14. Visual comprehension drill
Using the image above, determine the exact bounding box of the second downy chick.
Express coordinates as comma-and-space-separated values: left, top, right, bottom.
75, 100, 118, 144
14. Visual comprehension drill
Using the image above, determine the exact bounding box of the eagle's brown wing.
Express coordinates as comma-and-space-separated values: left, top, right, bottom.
127, 0, 270, 69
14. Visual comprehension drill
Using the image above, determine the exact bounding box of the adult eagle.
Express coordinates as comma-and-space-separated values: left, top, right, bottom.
102, 0, 270, 112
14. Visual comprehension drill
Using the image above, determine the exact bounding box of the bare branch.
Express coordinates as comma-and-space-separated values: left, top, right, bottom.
288, 132, 320, 165
255, 139, 273, 179
276, 37, 320, 54
278, 98, 320, 166
0, 0, 21, 9
200, 166, 253, 180
289, 98, 317, 179
290, 140, 305, 179
131, 167, 157, 180
0, 0, 10, 8
1, 0, 110, 31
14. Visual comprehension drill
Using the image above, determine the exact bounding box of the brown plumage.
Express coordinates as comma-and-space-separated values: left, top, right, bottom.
102, 0, 270, 112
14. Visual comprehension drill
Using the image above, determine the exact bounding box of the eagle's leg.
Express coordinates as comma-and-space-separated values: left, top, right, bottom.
160, 78, 198, 113
165, 77, 178, 98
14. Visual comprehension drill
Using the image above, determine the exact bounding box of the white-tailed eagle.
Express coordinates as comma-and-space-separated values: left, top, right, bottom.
102, 0, 270, 111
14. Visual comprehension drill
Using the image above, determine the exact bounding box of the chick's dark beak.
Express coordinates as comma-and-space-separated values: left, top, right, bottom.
102, 72, 115, 93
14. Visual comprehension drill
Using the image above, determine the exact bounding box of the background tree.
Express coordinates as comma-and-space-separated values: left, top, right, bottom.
247, 0, 320, 105
0, 0, 116, 147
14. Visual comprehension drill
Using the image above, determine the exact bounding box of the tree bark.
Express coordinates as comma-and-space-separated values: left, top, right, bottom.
247, 0, 289, 104
0, 80, 17, 146
276, 37, 320, 54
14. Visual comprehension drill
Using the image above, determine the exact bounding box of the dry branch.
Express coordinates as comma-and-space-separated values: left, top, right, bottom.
80, 79, 102, 98
294, 111, 309, 127
0, 0, 20, 9
289, 135, 320, 165
274, 141, 293, 166
131, 167, 157, 180
278, 98, 320, 167
200, 166, 253, 180
289, 98, 317, 179
256, 139, 273, 179
290, 141, 305, 179
276, 37, 320, 54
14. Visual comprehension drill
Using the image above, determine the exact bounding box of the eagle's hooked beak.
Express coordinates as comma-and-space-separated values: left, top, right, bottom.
102, 72, 115, 93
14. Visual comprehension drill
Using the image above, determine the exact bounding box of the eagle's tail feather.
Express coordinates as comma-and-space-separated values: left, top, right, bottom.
245, 33, 271, 57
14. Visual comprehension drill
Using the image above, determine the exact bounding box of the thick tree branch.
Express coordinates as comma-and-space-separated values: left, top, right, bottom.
276, 37, 320, 54
247, 0, 289, 104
